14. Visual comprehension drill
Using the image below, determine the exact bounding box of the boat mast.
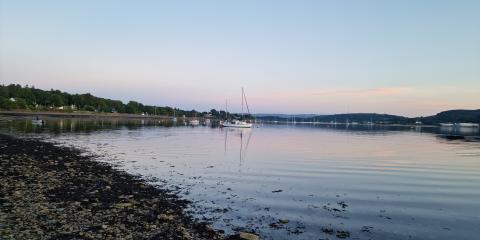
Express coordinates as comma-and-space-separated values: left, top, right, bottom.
241, 87, 244, 119
225, 99, 228, 120
243, 88, 251, 115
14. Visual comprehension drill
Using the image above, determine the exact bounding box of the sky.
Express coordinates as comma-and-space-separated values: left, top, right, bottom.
0, 0, 479, 116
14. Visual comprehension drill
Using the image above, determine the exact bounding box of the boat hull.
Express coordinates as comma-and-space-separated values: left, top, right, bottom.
32, 120, 44, 125
189, 120, 200, 126
456, 123, 479, 128
222, 123, 252, 128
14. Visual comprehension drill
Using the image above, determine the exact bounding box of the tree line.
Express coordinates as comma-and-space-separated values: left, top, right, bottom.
0, 84, 252, 119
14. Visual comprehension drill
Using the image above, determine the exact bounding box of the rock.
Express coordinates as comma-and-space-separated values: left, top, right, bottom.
115, 203, 133, 208
336, 230, 350, 238
157, 214, 175, 221
238, 232, 259, 240
39, 207, 49, 214
278, 219, 289, 224
321, 227, 334, 235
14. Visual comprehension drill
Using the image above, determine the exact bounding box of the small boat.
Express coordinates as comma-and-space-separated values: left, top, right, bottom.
32, 117, 45, 125
172, 109, 177, 122
222, 88, 253, 128
189, 119, 200, 126
455, 123, 479, 128
223, 120, 253, 128
439, 123, 454, 127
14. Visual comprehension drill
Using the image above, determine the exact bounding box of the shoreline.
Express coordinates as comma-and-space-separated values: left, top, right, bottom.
0, 134, 231, 239
0, 110, 181, 120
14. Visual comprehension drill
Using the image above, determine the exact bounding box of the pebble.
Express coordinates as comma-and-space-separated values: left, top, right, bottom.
278, 219, 289, 224
238, 232, 259, 240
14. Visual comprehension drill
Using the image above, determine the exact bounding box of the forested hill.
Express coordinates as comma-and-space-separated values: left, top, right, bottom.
419, 109, 480, 124
255, 113, 410, 124
255, 110, 480, 124
0, 84, 227, 118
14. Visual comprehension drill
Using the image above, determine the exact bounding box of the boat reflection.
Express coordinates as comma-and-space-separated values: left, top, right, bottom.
223, 128, 253, 172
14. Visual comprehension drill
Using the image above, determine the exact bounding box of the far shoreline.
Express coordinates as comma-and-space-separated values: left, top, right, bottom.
0, 110, 182, 120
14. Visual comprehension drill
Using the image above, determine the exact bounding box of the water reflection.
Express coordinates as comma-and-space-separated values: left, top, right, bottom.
1, 116, 480, 239
0, 116, 187, 135
223, 128, 253, 172
1, 116, 478, 139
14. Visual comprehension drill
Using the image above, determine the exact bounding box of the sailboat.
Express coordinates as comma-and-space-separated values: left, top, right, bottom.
189, 112, 200, 126
222, 88, 253, 128
172, 108, 177, 122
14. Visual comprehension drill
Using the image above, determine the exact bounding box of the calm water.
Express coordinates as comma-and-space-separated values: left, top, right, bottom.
1, 117, 480, 240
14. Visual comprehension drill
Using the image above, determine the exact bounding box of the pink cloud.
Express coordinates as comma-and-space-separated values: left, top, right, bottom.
312, 87, 412, 97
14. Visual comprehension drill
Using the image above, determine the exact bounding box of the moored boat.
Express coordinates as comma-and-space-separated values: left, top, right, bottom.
32, 117, 45, 125
221, 87, 253, 128
189, 119, 200, 126
222, 120, 252, 128
172, 108, 177, 122
455, 123, 479, 128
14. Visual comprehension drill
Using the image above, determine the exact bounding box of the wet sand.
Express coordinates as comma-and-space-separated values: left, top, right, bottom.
0, 134, 233, 239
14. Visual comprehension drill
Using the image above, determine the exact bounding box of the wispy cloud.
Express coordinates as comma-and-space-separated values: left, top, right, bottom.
312, 87, 413, 97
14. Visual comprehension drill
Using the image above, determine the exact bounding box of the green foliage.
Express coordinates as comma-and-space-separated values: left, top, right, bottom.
14, 98, 28, 109
126, 101, 141, 114
0, 96, 16, 110
0, 84, 207, 117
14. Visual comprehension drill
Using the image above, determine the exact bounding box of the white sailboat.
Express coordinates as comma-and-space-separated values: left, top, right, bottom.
32, 116, 45, 125
189, 112, 199, 126
222, 88, 253, 128
189, 119, 199, 126
172, 108, 177, 122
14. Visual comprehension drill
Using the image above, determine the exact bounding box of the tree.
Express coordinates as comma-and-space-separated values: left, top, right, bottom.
0, 84, 200, 117
50, 94, 64, 107
0, 96, 16, 109
126, 101, 140, 113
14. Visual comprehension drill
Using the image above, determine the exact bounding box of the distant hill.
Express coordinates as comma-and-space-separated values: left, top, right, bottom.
419, 109, 480, 124
253, 113, 320, 118
255, 113, 410, 124
255, 110, 480, 124
312, 113, 409, 124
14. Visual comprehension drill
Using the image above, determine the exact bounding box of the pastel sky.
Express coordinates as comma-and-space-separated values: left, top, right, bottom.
1, 0, 479, 116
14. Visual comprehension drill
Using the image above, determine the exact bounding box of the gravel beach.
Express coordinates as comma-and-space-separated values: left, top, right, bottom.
0, 134, 232, 240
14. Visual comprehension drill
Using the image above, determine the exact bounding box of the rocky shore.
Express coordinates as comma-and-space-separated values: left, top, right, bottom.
0, 134, 236, 240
